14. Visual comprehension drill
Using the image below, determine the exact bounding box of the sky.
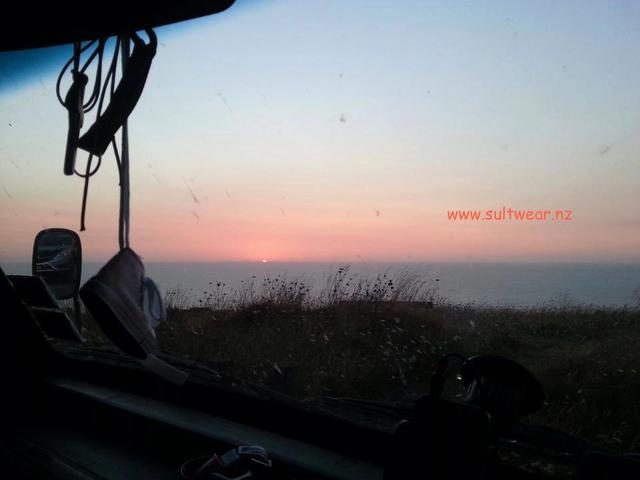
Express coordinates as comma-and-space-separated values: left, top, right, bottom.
1, 0, 639, 263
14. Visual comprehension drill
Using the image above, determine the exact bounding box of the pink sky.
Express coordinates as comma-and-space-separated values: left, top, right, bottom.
2, 1, 640, 263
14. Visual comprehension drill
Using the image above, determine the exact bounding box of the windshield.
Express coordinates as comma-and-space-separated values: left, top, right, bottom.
2, 0, 640, 456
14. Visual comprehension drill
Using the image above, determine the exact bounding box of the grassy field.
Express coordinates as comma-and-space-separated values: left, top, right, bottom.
152, 268, 640, 453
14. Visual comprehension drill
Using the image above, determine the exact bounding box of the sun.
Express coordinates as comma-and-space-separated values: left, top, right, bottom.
261, 259, 269, 263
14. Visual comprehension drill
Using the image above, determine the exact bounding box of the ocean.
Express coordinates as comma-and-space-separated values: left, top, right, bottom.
2, 261, 640, 309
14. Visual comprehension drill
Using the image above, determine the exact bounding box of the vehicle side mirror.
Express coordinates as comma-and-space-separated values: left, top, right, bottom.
461, 355, 544, 432
32, 228, 82, 329
32, 228, 82, 300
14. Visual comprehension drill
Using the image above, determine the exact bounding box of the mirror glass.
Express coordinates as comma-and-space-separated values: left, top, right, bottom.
32, 228, 82, 300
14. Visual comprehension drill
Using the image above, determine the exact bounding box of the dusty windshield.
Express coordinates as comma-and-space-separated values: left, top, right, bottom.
1, 0, 640, 454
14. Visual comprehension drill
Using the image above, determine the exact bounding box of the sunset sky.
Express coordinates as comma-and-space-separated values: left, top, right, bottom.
1, 0, 639, 263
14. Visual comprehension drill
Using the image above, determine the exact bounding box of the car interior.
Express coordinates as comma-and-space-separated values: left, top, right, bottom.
1, 1, 639, 479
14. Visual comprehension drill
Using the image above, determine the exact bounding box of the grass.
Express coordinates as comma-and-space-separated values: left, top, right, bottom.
101, 267, 640, 453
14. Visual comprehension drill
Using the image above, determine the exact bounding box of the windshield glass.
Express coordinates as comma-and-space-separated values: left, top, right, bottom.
2, 0, 640, 454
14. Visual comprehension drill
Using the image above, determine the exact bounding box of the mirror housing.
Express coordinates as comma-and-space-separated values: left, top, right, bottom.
461, 355, 544, 432
32, 228, 82, 300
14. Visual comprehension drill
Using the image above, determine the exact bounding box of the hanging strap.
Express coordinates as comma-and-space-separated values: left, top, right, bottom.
58, 31, 155, 245
119, 35, 131, 250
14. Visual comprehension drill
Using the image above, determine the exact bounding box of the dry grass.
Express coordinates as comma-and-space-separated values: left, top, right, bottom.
153, 268, 640, 452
